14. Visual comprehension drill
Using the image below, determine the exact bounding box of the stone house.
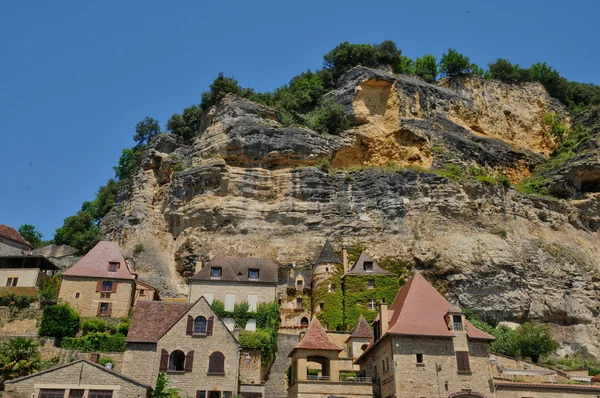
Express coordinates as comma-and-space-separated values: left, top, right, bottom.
0, 224, 31, 255
188, 253, 277, 317
287, 317, 373, 398
0, 255, 59, 293
134, 279, 158, 303
356, 272, 496, 398
4, 359, 151, 398
122, 297, 241, 398
59, 241, 137, 318
278, 267, 312, 329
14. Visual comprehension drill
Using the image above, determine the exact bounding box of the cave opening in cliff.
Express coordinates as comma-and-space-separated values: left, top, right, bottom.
581, 177, 600, 193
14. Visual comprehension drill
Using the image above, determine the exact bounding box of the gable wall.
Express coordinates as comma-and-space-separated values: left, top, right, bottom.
59, 277, 134, 318
0, 268, 41, 288
188, 280, 276, 309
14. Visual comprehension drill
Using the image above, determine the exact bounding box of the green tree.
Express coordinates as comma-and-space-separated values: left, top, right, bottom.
439, 48, 478, 77
17, 224, 43, 249
114, 146, 145, 181
38, 275, 62, 307
0, 338, 41, 383
530, 62, 570, 104
487, 59, 520, 83
415, 54, 438, 83
38, 304, 80, 339
306, 99, 351, 135
53, 211, 100, 254
151, 372, 181, 398
397, 55, 415, 75
374, 40, 402, 72
323, 42, 378, 79
166, 105, 202, 141
133, 117, 161, 146
200, 73, 244, 110
515, 322, 558, 363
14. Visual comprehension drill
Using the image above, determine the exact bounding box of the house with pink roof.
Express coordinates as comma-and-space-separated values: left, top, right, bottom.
59, 241, 150, 318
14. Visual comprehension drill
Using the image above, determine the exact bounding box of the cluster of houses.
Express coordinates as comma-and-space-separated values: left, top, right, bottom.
1, 224, 599, 398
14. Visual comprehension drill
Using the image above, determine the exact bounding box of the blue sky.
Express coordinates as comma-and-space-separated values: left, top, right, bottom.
1, 0, 598, 239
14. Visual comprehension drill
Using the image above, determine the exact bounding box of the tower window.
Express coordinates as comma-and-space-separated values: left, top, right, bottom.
364, 262, 373, 271
453, 315, 463, 331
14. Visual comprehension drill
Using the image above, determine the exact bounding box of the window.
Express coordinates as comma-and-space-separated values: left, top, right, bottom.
69, 390, 84, 398
319, 302, 324, 311
325, 267, 329, 272
328, 283, 336, 293
416, 353, 424, 364
194, 316, 207, 334
140, 289, 146, 296
98, 303, 110, 316
225, 294, 235, 311
223, 392, 232, 398
368, 299, 377, 311
88, 391, 113, 398
361, 344, 368, 352
100, 293, 111, 299
248, 268, 259, 279
364, 261, 373, 271
169, 350, 186, 371
6, 277, 18, 287
196, 392, 206, 398
101, 281, 113, 292
296, 278, 303, 288
296, 297, 303, 309
39, 389, 65, 398
453, 315, 463, 331
211, 267, 222, 278
108, 262, 119, 272
208, 351, 225, 374
248, 294, 258, 312
300, 317, 309, 327
456, 351, 471, 373
367, 279, 375, 289
75, 293, 80, 298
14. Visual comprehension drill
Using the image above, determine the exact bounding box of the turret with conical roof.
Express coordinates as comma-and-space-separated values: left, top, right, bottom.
345, 314, 374, 360
311, 240, 344, 329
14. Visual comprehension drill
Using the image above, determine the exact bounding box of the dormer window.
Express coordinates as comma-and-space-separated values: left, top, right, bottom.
108, 262, 119, 272
364, 261, 373, 271
453, 315, 463, 331
211, 267, 222, 279
248, 268, 259, 280
296, 278, 303, 288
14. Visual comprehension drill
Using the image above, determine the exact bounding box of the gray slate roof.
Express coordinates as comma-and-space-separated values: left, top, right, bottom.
344, 252, 393, 277
190, 252, 278, 283
315, 240, 342, 264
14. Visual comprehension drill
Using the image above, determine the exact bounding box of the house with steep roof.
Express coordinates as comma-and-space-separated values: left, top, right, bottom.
59, 241, 139, 318
122, 297, 241, 398
357, 272, 495, 398
188, 253, 278, 327
4, 359, 151, 398
287, 317, 373, 398
345, 314, 374, 361
0, 224, 31, 255
0, 255, 59, 295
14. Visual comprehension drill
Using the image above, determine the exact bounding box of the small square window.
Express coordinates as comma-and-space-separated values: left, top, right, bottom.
367, 279, 375, 289
328, 283, 336, 293
101, 281, 113, 292
364, 262, 373, 271
98, 303, 110, 316
140, 289, 145, 296
296, 297, 303, 309
368, 299, 377, 311
108, 262, 119, 272
248, 268, 259, 280
211, 267, 222, 278
416, 353, 424, 364
319, 302, 324, 311
75, 293, 80, 299
6, 277, 18, 287
296, 279, 303, 288
100, 293, 111, 299
196, 392, 206, 398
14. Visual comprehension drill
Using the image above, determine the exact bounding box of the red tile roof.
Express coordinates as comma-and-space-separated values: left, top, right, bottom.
465, 319, 495, 340
289, 318, 343, 356
62, 241, 136, 280
0, 225, 30, 248
495, 381, 600, 391
348, 314, 374, 339
127, 301, 192, 343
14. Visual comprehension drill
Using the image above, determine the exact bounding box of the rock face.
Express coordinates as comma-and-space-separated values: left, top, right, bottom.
101, 68, 600, 356
33, 244, 81, 270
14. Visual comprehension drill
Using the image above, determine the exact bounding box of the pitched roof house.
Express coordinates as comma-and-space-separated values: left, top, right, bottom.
59, 241, 139, 318
122, 297, 241, 398
357, 272, 495, 398
345, 314, 374, 360
0, 255, 59, 296
4, 359, 150, 398
0, 224, 31, 255
188, 253, 278, 327
343, 252, 393, 277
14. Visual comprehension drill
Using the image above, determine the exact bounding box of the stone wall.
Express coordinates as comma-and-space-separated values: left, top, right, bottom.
0, 307, 40, 336
188, 280, 277, 310
0, 239, 29, 256
496, 383, 600, 397
287, 380, 373, 398
0, 268, 41, 288
59, 277, 135, 318
4, 360, 149, 398
239, 349, 262, 384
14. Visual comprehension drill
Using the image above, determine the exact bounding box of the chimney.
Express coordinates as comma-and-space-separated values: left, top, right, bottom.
195, 261, 203, 274
380, 302, 389, 336
342, 248, 348, 273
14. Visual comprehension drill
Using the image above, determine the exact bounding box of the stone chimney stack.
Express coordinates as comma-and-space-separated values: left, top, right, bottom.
380, 302, 389, 336
342, 248, 348, 273
195, 261, 203, 274
233, 325, 240, 341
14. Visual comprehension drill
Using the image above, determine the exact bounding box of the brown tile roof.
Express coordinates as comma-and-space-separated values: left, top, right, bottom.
62, 241, 136, 280
315, 240, 341, 264
135, 279, 156, 291
0, 225, 30, 248
348, 314, 374, 340
289, 318, 343, 356
494, 381, 600, 391
465, 319, 495, 340
127, 301, 192, 343
189, 252, 277, 283
344, 252, 393, 277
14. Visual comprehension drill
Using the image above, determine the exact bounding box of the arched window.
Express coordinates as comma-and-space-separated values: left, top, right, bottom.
361, 344, 368, 352
208, 351, 225, 374
194, 316, 207, 334
300, 317, 309, 327
169, 350, 185, 371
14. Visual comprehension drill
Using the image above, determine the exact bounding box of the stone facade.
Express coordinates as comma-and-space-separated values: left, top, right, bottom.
4, 360, 149, 398
0, 239, 29, 256
59, 277, 135, 318
287, 380, 373, 398
495, 382, 600, 397
188, 280, 276, 310
0, 268, 44, 288
122, 298, 240, 397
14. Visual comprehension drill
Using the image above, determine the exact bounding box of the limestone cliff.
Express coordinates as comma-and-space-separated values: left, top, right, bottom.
100, 67, 600, 356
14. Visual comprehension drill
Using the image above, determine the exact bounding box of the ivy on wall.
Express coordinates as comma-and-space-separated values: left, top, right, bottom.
343, 274, 399, 329
312, 264, 344, 330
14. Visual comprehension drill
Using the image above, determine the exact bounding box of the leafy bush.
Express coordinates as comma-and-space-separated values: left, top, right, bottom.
61, 332, 126, 352
306, 99, 351, 135
436, 164, 464, 180
415, 54, 437, 83
39, 304, 80, 339
166, 105, 202, 141
439, 48, 480, 77
98, 357, 115, 367
0, 337, 41, 383
316, 158, 331, 173
515, 322, 558, 363
114, 146, 145, 181
82, 318, 110, 334
38, 275, 62, 306
487, 59, 531, 83
200, 73, 246, 110
151, 372, 181, 398
397, 55, 415, 75
0, 293, 35, 308
133, 243, 145, 255
117, 317, 131, 336
211, 300, 226, 316
544, 113, 570, 144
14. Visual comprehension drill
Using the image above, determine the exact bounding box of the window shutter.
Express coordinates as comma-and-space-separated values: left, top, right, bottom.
184, 351, 194, 372
107, 303, 112, 317
96, 280, 102, 292
456, 351, 470, 372
186, 315, 193, 335
207, 316, 214, 336
97, 303, 102, 316
112, 282, 118, 293
159, 349, 169, 371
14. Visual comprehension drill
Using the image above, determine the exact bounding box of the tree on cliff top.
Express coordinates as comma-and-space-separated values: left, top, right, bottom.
439, 48, 481, 77
53, 211, 100, 254
323, 40, 402, 79
18, 224, 43, 249
133, 116, 161, 146
200, 72, 246, 110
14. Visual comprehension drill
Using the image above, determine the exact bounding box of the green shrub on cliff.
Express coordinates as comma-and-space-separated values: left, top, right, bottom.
439, 48, 481, 77
39, 304, 80, 339
306, 99, 351, 135
415, 54, 438, 83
